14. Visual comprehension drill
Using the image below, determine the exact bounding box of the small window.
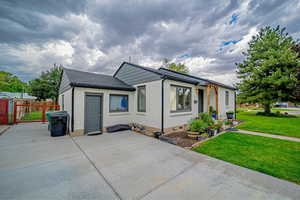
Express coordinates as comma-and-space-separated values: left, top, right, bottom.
109, 94, 128, 112
225, 91, 229, 106
137, 86, 146, 112
170, 85, 192, 112
61, 95, 64, 110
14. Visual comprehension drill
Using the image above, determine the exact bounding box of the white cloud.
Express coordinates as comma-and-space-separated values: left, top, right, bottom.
229, 27, 258, 55
180, 57, 216, 73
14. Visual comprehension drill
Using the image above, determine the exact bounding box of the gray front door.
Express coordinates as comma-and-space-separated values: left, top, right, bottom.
85, 93, 102, 134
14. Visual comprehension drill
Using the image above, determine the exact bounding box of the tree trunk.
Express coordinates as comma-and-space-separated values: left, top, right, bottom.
263, 104, 271, 114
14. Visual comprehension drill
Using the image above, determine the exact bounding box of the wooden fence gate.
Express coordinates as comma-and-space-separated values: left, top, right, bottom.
13, 104, 60, 124
0, 99, 9, 125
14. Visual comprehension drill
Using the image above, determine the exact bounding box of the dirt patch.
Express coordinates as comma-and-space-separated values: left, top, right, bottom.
165, 132, 199, 148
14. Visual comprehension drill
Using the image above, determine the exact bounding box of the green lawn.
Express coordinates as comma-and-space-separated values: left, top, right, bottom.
22, 111, 43, 121
193, 132, 300, 184
236, 111, 300, 138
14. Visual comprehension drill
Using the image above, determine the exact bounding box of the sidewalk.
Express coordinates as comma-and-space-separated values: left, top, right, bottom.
235, 129, 300, 142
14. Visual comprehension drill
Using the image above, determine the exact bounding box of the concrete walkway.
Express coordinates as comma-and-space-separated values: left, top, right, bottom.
235, 129, 300, 142
0, 123, 299, 200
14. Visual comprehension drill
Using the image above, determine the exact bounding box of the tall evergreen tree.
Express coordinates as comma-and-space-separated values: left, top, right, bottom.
237, 26, 299, 113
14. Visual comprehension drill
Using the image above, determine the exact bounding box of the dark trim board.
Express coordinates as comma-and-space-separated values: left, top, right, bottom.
70, 82, 135, 91
84, 92, 103, 134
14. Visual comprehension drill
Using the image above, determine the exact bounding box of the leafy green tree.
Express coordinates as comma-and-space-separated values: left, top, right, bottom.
0, 71, 28, 92
237, 26, 299, 113
291, 43, 300, 103
162, 58, 189, 74
29, 64, 62, 103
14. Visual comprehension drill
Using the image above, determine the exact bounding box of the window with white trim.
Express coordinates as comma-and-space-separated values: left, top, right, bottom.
225, 91, 229, 106
170, 85, 192, 112
137, 86, 146, 112
109, 94, 128, 112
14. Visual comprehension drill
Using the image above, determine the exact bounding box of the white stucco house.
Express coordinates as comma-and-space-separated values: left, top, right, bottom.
59, 62, 236, 135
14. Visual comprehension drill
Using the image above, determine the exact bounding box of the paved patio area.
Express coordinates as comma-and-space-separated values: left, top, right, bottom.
0, 123, 299, 200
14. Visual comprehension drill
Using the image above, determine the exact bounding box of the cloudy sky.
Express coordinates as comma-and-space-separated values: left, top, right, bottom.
0, 0, 300, 86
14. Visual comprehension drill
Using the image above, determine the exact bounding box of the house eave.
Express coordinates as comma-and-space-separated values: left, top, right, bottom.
70, 82, 136, 91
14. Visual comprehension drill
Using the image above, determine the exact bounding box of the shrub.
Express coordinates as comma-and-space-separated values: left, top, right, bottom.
188, 118, 208, 132
226, 110, 234, 114
209, 106, 216, 114
199, 113, 214, 126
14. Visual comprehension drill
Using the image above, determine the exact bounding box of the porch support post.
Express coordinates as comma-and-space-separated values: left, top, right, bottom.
207, 85, 211, 108
215, 86, 219, 119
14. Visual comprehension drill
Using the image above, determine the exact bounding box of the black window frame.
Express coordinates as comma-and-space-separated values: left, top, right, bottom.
170, 84, 192, 113
137, 85, 146, 112
225, 91, 229, 106
109, 94, 129, 113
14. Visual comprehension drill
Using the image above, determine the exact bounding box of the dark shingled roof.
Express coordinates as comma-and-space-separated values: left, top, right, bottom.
158, 68, 236, 90
118, 62, 235, 90
63, 68, 135, 91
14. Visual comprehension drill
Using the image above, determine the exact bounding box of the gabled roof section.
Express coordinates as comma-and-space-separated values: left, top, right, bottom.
113, 61, 162, 77
63, 68, 135, 91
113, 62, 235, 90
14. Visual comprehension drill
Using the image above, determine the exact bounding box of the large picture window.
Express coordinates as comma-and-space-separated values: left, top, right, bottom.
137, 86, 146, 112
109, 94, 128, 112
170, 85, 191, 112
225, 91, 229, 106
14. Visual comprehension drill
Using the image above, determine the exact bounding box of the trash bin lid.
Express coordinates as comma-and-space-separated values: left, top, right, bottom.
46, 110, 68, 121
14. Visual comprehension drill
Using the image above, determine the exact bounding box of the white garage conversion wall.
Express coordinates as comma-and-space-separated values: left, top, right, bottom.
72, 87, 134, 135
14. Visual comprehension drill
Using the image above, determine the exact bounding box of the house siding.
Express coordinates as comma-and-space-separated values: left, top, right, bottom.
73, 87, 134, 133
163, 80, 202, 129
58, 88, 72, 118
218, 87, 235, 119
59, 71, 72, 94
115, 63, 162, 85
132, 80, 162, 129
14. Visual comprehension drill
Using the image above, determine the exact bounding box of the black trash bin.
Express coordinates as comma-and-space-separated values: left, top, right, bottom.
48, 111, 69, 137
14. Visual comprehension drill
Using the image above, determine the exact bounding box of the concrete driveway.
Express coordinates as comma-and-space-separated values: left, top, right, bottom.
0, 123, 299, 200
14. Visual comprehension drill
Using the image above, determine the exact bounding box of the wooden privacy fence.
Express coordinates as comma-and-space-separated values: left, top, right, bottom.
0, 99, 9, 125
13, 104, 60, 124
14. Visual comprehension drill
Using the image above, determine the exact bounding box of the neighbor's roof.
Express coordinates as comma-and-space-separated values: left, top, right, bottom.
117, 62, 235, 90
0, 92, 37, 99
63, 68, 136, 91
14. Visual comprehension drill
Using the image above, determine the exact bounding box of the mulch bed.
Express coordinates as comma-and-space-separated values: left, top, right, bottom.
165, 131, 199, 148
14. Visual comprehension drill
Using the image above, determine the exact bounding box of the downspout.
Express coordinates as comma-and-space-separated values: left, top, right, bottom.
71, 87, 75, 132
161, 77, 166, 134
234, 91, 237, 120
